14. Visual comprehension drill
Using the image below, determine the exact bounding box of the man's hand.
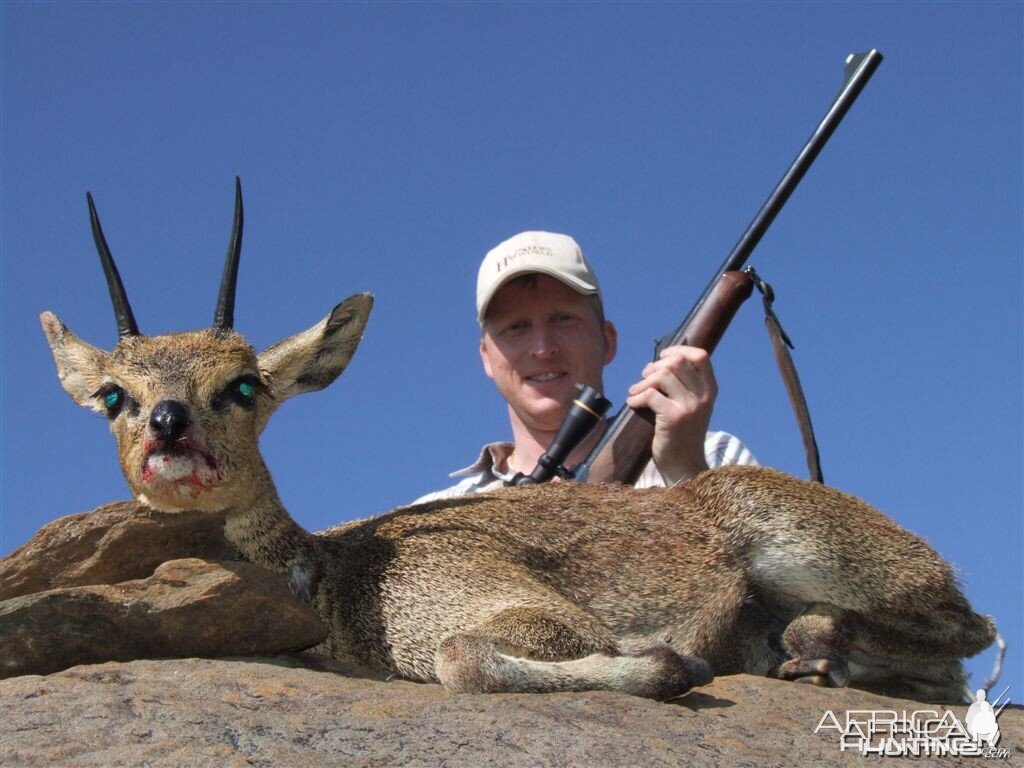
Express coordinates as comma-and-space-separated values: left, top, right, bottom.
625, 345, 717, 485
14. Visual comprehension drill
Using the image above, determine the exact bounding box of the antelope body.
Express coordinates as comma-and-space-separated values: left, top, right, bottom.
41, 182, 995, 702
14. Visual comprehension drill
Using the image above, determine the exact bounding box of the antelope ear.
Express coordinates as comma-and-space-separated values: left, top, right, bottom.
40, 311, 111, 410
257, 292, 373, 402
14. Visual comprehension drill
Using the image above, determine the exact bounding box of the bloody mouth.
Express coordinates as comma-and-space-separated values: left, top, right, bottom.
141, 446, 221, 490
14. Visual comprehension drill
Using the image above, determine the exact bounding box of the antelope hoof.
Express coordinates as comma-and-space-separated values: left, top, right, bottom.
639, 645, 715, 700
777, 657, 850, 688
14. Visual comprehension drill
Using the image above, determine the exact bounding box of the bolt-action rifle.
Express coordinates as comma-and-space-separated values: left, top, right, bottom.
513, 49, 884, 488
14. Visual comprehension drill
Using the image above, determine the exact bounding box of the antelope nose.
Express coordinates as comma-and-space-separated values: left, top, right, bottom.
150, 400, 191, 444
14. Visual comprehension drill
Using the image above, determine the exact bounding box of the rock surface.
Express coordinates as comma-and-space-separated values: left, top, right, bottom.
1, 559, 327, 678
0, 501, 236, 600
1, 502, 330, 679
2, 658, 1020, 767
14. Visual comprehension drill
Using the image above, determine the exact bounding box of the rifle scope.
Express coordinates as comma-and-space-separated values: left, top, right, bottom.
512, 385, 612, 485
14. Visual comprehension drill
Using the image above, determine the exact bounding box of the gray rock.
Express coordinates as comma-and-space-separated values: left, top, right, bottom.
1, 658, 1020, 767
0, 559, 326, 678
0, 501, 236, 600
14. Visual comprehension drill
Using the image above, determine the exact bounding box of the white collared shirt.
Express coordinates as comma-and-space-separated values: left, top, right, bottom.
414, 430, 757, 503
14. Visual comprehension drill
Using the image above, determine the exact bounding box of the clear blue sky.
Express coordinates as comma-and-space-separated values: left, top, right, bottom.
2, 2, 1020, 696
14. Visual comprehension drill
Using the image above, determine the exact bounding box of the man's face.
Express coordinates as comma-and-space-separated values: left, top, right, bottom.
480, 274, 616, 433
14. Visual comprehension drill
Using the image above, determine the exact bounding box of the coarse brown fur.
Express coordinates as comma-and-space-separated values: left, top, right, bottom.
40, 195, 995, 703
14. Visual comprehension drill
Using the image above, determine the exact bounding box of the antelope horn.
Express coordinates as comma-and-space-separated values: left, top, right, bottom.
213, 177, 243, 330
87, 192, 140, 339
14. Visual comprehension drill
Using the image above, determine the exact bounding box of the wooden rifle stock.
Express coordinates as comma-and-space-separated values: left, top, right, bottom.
579, 270, 754, 485
573, 49, 883, 486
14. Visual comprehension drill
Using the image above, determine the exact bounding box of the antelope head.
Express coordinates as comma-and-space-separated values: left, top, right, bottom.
41, 179, 373, 514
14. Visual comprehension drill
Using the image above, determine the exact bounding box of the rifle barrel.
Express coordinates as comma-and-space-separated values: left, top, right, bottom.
577, 49, 883, 485
657, 49, 883, 356
720, 49, 884, 275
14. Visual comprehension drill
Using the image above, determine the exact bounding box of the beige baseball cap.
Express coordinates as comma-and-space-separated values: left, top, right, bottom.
476, 231, 602, 322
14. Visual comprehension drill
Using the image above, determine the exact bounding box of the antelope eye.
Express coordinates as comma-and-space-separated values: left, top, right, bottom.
214, 375, 262, 411
97, 385, 126, 420
233, 380, 256, 407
